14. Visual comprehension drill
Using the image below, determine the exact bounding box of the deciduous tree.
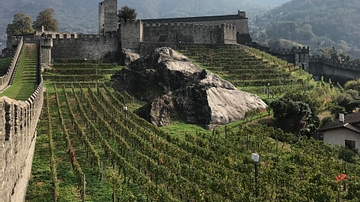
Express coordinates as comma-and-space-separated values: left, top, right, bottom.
270, 98, 313, 134
118, 6, 137, 22
33, 8, 59, 32
6, 13, 34, 36
335, 89, 360, 114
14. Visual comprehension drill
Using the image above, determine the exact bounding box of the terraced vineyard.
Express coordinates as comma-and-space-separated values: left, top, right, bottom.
179, 45, 307, 98
26, 47, 359, 201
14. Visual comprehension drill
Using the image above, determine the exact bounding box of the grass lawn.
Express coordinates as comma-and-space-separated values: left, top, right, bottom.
0, 44, 37, 100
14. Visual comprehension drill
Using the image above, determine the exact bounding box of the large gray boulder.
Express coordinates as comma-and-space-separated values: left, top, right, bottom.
111, 47, 267, 129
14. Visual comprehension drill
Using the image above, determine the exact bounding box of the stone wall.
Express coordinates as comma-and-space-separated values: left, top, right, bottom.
121, 21, 236, 55
99, 0, 118, 35
308, 56, 360, 84
0, 78, 43, 202
0, 37, 23, 92
140, 11, 250, 43
120, 20, 143, 51
51, 33, 118, 61
142, 22, 235, 44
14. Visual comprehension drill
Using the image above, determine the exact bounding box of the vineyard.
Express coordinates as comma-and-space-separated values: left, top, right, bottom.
179, 45, 312, 99
25, 46, 360, 201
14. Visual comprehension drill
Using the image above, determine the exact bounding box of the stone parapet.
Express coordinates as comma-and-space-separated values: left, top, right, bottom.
0, 78, 43, 202
0, 37, 24, 92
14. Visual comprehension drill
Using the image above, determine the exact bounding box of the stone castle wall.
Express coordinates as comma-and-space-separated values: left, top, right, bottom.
99, 0, 118, 35
120, 20, 143, 51
140, 10, 250, 44
121, 21, 237, 55
0, 77, 43, 202
142, 22, 236, 44
0, 37, 23, 91
308, 56, 360, 84
255, 43, 360, 84
51, 33, 118, 61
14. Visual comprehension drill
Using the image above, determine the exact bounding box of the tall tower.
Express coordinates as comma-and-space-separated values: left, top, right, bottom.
99, 0, 118, 35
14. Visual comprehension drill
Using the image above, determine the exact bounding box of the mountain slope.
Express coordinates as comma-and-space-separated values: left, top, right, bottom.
255, 0, 360, 58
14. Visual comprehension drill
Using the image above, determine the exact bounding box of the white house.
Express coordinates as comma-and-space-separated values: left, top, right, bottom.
319, 113, 360, 150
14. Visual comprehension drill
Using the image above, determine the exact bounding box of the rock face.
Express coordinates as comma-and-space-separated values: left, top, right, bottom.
111, 47, 267, 129
122, 49, 141, 66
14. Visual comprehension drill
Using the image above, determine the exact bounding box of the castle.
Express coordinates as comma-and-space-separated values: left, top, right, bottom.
1, 1, 360, 200
0, 2, 253, 200
4, 0, 251, 63
4, 0, 359, 84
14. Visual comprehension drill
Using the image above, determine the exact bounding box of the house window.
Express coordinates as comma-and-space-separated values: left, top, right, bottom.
345, 140, 355, 149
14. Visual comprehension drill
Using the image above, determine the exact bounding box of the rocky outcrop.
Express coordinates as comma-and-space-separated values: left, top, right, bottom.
122, 49, 140, 66
112, 47, 267, 129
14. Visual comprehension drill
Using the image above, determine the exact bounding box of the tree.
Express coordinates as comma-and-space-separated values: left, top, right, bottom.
118, 6, 137, 22
344, 79, 360, 91
270, 98, 313, 134
33, 8, 59, 32
284, 90, 321, 115
6, 13, 34, 35
335, 89, 360, 113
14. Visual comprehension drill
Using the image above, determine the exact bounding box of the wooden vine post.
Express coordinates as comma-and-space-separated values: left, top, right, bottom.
82, 174, 86, 202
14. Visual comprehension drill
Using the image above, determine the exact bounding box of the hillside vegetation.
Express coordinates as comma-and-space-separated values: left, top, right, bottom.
255, 0, 360, 59
24, 45, 360, 201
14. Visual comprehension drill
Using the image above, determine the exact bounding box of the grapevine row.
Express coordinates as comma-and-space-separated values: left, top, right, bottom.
54, 85, 85, 193
73, 89, 178, 201
63, 86, 101, 172
87, 87, 243, 199
45, 91, 58, 201
83, 87, 222, 201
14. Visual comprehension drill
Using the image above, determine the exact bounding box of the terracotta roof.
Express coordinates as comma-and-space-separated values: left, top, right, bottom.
319, 113, 360, 132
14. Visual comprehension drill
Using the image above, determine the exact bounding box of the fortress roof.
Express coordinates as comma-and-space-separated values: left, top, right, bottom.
140, 12, 247, 23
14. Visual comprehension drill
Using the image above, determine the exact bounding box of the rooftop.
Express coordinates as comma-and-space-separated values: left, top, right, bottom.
141, 11, 247, 23
319, 113, 360, 133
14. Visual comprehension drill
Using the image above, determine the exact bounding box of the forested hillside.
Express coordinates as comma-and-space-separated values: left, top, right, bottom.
254, 0, 360, 59
252, 0, 290, 6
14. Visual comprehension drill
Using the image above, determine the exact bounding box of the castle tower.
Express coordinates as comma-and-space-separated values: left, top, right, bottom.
99, 0, 118, 35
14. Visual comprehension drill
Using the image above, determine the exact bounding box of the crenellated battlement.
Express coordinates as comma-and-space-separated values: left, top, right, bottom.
142, 22, 236, 30
270, 46, 309, 55
309, 55, 360, 71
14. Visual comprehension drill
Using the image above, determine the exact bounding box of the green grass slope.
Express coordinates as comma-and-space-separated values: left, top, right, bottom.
0, 44, 37, 100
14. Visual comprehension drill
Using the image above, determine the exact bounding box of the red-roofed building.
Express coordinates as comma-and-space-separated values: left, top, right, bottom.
318, 113, 360, 150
